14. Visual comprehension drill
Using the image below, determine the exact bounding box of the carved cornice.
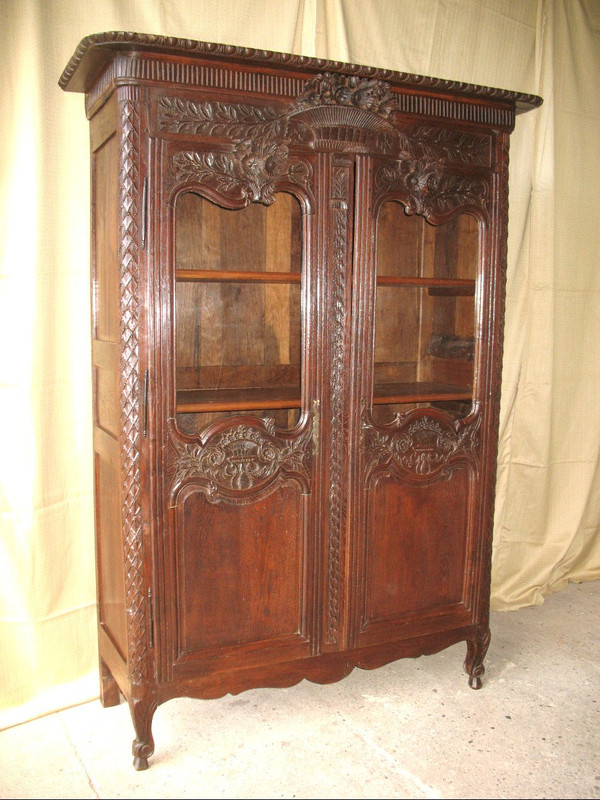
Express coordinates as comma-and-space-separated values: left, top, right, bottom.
363, 411, 481, 481
60, 32, 543, 118
169, 419, 313, 504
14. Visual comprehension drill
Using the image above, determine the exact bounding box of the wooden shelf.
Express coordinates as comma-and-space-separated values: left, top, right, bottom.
376, 276, 475, 295
176, 386, 301, 413
176, 269, 302, 284
373, 382, 472, 405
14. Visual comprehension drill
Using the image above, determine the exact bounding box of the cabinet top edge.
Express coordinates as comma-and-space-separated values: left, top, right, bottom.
58, 31, 542, 113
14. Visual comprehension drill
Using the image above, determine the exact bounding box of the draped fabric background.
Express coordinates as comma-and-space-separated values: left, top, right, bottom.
1, 0, 598, 727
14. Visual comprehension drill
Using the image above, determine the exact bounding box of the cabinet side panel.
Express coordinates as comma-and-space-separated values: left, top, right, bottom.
90, 99, 127, 660
94, 441, 127, 658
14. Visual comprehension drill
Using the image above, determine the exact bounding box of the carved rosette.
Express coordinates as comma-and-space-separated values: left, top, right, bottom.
363, 411, 480, 481
169, 420, 313, 505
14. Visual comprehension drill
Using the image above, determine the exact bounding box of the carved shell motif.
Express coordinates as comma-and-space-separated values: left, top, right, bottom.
169, 421, 313, 504
363, 413, 481, 480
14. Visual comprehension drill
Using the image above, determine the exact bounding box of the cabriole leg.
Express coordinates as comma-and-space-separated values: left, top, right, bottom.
464, 627, 491, 689
129, 697, 157, 770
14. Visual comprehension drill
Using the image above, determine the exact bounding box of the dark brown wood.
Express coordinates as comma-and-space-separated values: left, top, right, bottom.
60, 32, 541, 770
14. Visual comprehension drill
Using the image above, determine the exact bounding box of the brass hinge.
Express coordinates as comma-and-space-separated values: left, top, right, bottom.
312, 399, 320, 457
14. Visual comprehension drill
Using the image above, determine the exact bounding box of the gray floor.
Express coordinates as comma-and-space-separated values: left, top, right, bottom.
1, 580, 598, 799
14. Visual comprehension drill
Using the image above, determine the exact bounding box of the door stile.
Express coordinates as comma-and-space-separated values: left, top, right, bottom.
318, 152, 356, 653
346, 155, 378, 650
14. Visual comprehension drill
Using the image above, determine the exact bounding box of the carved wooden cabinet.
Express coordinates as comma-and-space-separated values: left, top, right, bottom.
60, 33, 541, 769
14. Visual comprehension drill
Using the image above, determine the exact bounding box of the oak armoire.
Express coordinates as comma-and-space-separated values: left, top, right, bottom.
59, 32, 542, 769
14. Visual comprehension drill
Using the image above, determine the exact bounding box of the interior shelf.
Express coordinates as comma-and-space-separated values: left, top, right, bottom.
176, 269, 302, 284
176, 382, 471, 413
176, 386, 301, 413
373, 382, 472, 405
376, 276, 475, 295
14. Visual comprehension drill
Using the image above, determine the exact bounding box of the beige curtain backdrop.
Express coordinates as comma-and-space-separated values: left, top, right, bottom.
1, 0, 598, 727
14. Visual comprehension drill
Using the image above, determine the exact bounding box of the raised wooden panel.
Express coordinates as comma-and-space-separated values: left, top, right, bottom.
173, 486, 306, 660
358, 467, 471, 645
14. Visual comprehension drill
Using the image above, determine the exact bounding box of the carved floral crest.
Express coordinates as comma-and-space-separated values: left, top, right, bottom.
161, 73, 400, 201
294, 73, 395, 117
172, 139, 310, 204
375, 128, 490, 218
363, 412, 480, 479
169, 421, 313, 503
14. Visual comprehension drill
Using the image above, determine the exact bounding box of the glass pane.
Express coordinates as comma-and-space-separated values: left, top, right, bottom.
373, 202, 479, 422
174, 192, 303, 433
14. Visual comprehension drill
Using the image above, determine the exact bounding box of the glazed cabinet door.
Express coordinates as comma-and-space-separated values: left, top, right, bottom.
153, 111, 319, 686
350, 137, 498, 650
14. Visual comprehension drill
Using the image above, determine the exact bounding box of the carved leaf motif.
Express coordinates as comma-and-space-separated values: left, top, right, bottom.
417, 127, 491, 167
158, 96, 285, 139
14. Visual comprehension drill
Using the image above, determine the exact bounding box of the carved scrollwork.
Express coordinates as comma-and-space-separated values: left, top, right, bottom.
363, 412, 480, 480
169, 420, 313, 504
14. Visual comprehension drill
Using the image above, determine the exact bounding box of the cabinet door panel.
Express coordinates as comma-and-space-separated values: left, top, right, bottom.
356, 466, 473, 647
171, 484, 310, 674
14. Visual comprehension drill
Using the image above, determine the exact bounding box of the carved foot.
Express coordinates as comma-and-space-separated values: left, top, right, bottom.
99, 659, 121, 708
464, 627, 491, 690
129, 697, 157, 770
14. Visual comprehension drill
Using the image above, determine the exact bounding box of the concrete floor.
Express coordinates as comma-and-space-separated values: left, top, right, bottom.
0, 580, 598, 799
